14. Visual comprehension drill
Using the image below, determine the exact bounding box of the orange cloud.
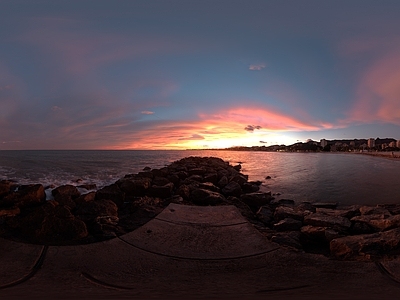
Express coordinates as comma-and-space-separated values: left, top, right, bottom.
114, 106, 335, 150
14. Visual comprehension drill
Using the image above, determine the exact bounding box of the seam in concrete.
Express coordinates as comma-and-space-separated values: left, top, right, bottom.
375, 261, 400, 286
0, 245, 48, 290
154, 216, 248, 227
256, 284, 312, 293
117, 236, 280, 261
81, 272, 136, 290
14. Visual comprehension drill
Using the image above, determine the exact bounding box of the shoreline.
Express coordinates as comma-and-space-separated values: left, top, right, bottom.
1, 156, 400, 261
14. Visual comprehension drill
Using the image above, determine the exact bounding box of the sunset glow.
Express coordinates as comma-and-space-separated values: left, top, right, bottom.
1, 1, 400, 149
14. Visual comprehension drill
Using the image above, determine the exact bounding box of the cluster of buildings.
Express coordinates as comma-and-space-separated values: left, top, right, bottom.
319, 138, 400, 152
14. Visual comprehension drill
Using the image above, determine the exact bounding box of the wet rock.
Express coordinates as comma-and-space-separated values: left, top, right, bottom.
77, 184, 97, 190
270, 198, 295, 207
1, 184, 45, 209
222, 181, 242, 197
240, 192, 273, 208
233, 164, 241, 171
241, 183, 260, 193
273, 218, 303, 231
204, 173, 218, 184
226, 196, 258, 223
190, 188, 226, 206
230, 174, 248, 186
188, 167, 207, 176
274, 206, 304, 222
118, 177, 152, 197
95, 184, 125, 208
265, 176, 271, 179
330, 228, 400, 260
359, 206, 391, 217
256, 205, 274, 225
74, 191, 96, 204
377, 204, 400, 215
0, 180, 14, 198
350, 221, 374, 235
152, 177, 171, 186
316, 206, 360, 219
304, 213, 351, 230
351, 214, 400, 231
52, 185, 80, 200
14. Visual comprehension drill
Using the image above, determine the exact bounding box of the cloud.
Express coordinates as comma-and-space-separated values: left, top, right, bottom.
178, 134, 204, 140
51, 106, 62, 111
244, 125, 262, 132
141, 111, 154, 115
249, 64, 265, 71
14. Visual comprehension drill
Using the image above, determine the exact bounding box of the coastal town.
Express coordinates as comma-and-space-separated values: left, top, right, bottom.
219, 137, 400, 153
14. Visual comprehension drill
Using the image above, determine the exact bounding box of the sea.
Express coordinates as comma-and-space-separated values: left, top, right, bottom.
0, 150, 400, 206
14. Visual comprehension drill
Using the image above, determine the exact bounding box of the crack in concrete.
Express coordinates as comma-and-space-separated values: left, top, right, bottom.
0, 245, 48, 289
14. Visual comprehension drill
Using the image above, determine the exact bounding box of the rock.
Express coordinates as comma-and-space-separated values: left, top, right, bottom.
149, 182, 174, 198
312, 202, 338, 209
1, 184, 46, 209
300, 225, 327, 242
270, 198, 295, 207
75, 199, 118, 222
316, 206, 360, 219
186, 175, 203, 183
274, 206, 304, 222
78, 184, 97, 190
217, 176, 229, 188
74, 192, 96, 204
143, 166, 151, 171
188, 167, 207, 176
167, 174, 180, 186
137, 171, 153, 179
273, 218, 303, 231
118, 177, 152, 197
359, 206, 391, 217
198, 182, 220, 193
226, 196, 258, 223
37, 212, 88, 242
296, 202, 316, 213
230, 174, 247, 186
190, 189, 226, 206
233, 164, 241, 171
221, 181, 242, 197
52, 185, 80, 200
0, 180, 14, 198
95, 184, 125, 208
304, 213, 351, 231
176, 184, 191, 200
377, 204, 400, 215
0, 206, 20, 217
265, 176, 271, 179
241, 183, 260, 193
270, 231, 302, 249
241, 192, 273, 207
351, 214, 400, 231
256, 205, 274, 225
152, 177, 171, 186
350, 221, 373, 235
330, 228, 400, 260
204, 173, 218, 184
53, 194, 77, 210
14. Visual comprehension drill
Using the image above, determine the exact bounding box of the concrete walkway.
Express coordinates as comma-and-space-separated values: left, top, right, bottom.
1, 203, 400, 299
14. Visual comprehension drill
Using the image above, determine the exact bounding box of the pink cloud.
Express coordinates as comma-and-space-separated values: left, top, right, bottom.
347, 52, 400, 125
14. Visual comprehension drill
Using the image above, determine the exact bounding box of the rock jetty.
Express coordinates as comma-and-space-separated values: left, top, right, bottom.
1, 156, 400, 260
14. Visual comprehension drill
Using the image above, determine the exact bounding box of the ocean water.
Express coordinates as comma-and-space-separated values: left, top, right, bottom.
0, 150, 399, 206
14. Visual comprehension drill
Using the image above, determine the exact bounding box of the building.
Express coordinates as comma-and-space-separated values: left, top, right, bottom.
397, 140, 400, 148
367, 138, 375, 148
320, 139, 328, 147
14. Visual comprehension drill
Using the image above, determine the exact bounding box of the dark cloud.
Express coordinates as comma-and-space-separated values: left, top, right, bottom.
244, 125, 262, 132
178, 134, 204, 140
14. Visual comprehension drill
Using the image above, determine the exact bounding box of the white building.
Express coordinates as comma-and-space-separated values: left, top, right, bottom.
367, 138, 375, 148
320, 139, 328, 147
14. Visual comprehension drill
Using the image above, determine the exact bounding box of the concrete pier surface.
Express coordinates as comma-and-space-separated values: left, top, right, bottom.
1, 203, 400, 299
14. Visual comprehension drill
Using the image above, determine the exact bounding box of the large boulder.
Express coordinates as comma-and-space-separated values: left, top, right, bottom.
1, 184, 45, 209
0, 180, 14, 199
351, 214, 400, 232
330, 228, 400, 260
274, 206, 304, 222
118, 177, 151, 197
273, 218, 303, 231
221, 181, 242, 197
52, 185, 80, 200
256, 205, 274, 225
304, 213, 351, 231
95, 184, 125, 208
241, 192, 273, 207
190, 189, 226, 206
75, 199, 118, 222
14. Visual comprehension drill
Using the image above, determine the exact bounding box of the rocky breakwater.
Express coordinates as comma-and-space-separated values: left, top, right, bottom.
0, 156, 399, 261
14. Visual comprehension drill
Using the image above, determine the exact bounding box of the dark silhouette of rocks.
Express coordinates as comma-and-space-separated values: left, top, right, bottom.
0, 156, 400, 260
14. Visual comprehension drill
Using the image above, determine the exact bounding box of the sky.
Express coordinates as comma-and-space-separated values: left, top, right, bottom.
1, 0, 400, 150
